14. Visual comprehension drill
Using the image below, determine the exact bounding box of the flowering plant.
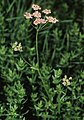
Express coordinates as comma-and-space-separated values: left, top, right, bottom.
0, 1, 84, 120
21, 4, 59, 101
23, 4, 58, 68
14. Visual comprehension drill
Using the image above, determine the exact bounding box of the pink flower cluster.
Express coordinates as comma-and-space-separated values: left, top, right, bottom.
24, 4, 58, 25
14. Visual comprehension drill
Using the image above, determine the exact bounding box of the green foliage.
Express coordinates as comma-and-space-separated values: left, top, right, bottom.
0, 0, 84, 120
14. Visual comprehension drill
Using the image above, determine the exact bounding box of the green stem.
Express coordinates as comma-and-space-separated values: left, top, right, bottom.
36, 29, 39, 67
38, 69, 50, 98
35, 28, 50, 99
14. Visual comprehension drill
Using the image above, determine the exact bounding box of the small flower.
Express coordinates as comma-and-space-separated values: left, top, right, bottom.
62, 78, 66, 82
42, 9, 51, 14
32, 4, 41, 10
69, 77, 72, 80
33, 18, 47, 25
24, 12, 33, 19
66, 81, 70, 86
14, 47, 18, 51
33, 18, 41, 25
12, 41, 18, 49
64, 75, 67, 79
46, 16, 58, 23
33, 11, 41, 18
17, 43, 23, 52
62, 81, 66, 86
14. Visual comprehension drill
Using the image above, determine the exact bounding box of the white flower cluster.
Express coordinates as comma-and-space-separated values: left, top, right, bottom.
12, 42, 23, 52
62, 75, 72, 86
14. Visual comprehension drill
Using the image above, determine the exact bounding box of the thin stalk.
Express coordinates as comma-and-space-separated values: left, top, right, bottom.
36, 29, 39, 67
35, 28, 50, 99
20, 54, 38, 70
20, 54, 32, 67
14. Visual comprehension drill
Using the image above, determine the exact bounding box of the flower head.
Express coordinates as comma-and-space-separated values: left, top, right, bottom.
46, 16, 58, 23
24, 4, 58, 26
33, 18, 47, 25
33, 18, 41, 25
33, 11, 41, 18
32, 4, 41, 10
24, 12, 33, 19
40, 18, 47, 24
62, 75, 72, 86
12, 42, 23, 52
42, 9, 51, 14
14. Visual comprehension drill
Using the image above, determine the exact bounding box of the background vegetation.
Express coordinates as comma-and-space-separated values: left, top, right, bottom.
0, 0, 84, 120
